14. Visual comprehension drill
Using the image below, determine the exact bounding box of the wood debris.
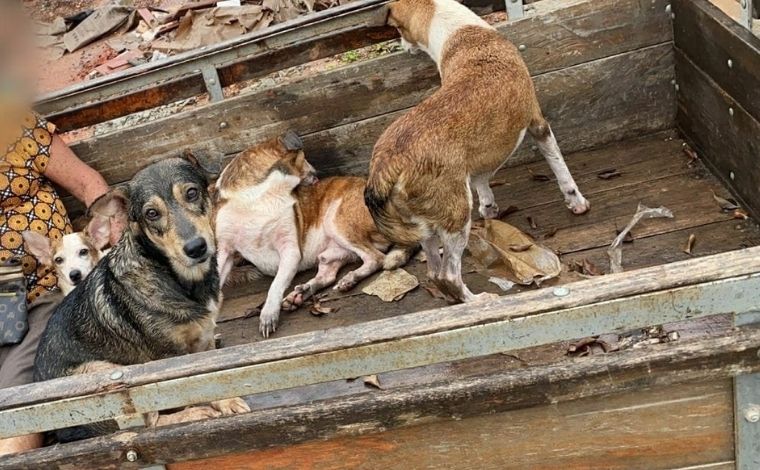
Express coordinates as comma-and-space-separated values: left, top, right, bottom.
597, 168, 622, 180
683, 233, 696, 255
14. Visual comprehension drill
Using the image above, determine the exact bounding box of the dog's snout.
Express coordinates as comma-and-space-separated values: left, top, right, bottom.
183, 238, 208, 259
69, 270, 83, 284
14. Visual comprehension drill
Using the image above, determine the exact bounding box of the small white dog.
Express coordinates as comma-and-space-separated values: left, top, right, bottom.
22, 215, 111, 295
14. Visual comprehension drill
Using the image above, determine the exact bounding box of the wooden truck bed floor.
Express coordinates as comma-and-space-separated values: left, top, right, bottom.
217, 129, 760, 349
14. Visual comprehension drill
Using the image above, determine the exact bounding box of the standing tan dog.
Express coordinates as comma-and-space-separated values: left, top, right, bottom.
215, 131, 410, 337
365, 0, 589, 302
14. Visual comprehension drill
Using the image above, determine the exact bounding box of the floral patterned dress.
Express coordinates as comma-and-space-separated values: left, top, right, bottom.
0, 112, 72, 302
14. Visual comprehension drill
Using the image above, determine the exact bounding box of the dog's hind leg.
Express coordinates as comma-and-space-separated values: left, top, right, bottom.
334, 245, 384, 292
436, 224, 498, 303
420, 234, 442, 280
283, 246, 346, 310
529, 118, 589, 215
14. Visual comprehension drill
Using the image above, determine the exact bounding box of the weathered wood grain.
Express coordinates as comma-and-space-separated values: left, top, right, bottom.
673, 0, 760, 123
64, 42, 675, 208
675, 50, 760, 220
170, 381, 734, 470
2, 242, 760, 414
4, 327, 754, 469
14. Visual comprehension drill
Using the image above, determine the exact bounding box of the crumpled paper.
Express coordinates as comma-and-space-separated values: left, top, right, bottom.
468, 219, 561, 286
607, 203, 674, 273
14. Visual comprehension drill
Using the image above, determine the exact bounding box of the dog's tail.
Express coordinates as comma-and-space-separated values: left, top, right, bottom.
365, 170, 424, 248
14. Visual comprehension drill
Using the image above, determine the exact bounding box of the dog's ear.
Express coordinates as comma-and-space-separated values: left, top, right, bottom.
89, 187, 130, 244
182, 150, 221, 180
22, 231, 53, 266
279, 130, 303, 152
85, 215, 111, 250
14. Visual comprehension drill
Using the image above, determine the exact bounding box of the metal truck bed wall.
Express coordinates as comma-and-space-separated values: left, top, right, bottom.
1, 0, 760, 468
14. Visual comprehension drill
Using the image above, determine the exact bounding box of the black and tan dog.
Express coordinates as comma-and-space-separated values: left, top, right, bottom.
34, 157, 249, 439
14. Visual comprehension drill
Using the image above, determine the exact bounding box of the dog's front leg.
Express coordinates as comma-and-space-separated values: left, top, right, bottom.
260, 241, 301, 338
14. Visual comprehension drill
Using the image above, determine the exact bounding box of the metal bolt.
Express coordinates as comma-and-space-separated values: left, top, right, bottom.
674, 84, 680, 92
208, 78, 216, 85
728, 59, 733, 69
729, 107, 735, 117
518, 44, 527, 52
741, 0, 747, 8
730, 171, 736, 180
744, 405, 760, 423
125, 449, 138, 462
670, 79, 676, 85
671, 12, 675, 19
219, 121, 228, 130
553, 287, 570, 297
665, 4, 671, 13
110, 370, 123, 380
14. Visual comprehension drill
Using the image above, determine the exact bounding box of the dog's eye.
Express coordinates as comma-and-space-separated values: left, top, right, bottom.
186, 187, 199, 202
145, 208, 160, 221
54, 257, 63, 265
79, 248, 89, 257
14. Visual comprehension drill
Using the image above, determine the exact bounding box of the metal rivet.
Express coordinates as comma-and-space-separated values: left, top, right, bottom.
110, 370, 123, 380
125, 449, 138, 462
744, 406, 760, 423
665, 4, 671, 13
674, 84, 680, 92
729, 107, 735, 117
728, 59, 733, 69
219, 121, 228, 129
671, 12, 675, 19
553, 287, 570, 297
208, 78, 216, 85
518, 44, 527, 52
730, 171, 736, 180
741, 0, 747, 8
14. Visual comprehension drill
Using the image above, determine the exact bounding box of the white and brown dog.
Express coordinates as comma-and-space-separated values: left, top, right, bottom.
22, 215, 111, 295
214, 131, 411, 337
365, 0, 589, 302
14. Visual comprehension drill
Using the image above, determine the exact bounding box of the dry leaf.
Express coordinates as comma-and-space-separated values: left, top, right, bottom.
682, 143, 699, 165
498, 205, 519, 219
422, 283, 448, 300
489, 177, 508, 188
530, 171, 551, 182
597, 168, 622, 180
683, 233, 696, 255
567, 334, 619, 356
310, 302, 336, 316
734, 208, 750, 220
527, 216, 538, 230
488, 276, 515, 291
363, 374, 382, 389
468, 219, 561, 286
569, 258, 603, 276
712, 191, 740, 211
542, 227, 558, 239
508, 243, 533, 252
362, 269, 419, 302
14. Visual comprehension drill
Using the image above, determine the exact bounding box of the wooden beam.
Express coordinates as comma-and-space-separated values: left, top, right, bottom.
1, 246, 760, 437
3, 327, 757, 469
673, 0, 760, 123
675, 50, 760, 220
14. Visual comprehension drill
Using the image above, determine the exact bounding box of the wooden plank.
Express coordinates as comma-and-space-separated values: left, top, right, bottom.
67, 42, 675, 192
2, 245, 760, 414
675, 49, 760, 220
4, 327, 753, 469
44, 0, 669, 132
673, 0, 760, 123
169, 381, 733, 470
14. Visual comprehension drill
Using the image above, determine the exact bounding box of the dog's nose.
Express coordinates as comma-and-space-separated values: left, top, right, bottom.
69, 270, 82, 284
183, 238, 208, 259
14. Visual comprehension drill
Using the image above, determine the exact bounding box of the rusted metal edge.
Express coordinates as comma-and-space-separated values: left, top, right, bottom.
4, 326, 760, 469
1, 270, 759, 439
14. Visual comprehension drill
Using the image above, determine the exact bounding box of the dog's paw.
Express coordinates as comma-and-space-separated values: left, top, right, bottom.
567, 194, 590, 215
282, 284, 310, 311
156, 405, 221, 426
479, 202, 500, 220
211, 397, 251, 416
334, 276, 356, 292
259, 307, 280, 338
